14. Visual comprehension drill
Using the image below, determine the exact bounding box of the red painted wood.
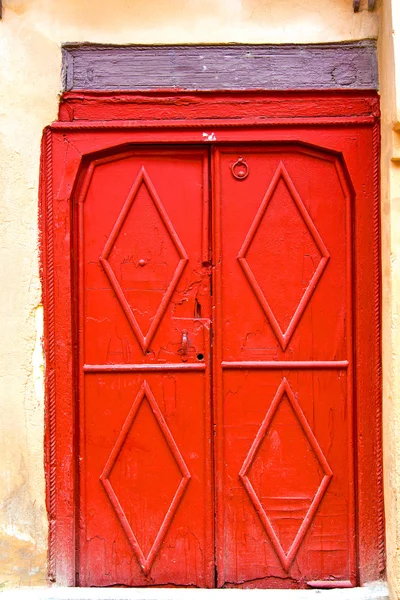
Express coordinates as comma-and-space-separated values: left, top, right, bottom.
58, 91, 379, 123
41, 92, 382, 588
76, 148, 213, 586
213, 144, 356, 587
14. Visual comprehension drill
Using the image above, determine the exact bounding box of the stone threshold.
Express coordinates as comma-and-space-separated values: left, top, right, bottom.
0, 582, 389, 600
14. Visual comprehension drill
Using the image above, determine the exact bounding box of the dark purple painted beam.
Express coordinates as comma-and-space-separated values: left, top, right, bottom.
62, 41, 378, 92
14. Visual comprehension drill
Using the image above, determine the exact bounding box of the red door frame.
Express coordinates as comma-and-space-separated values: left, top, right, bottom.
40, 90, 383, 586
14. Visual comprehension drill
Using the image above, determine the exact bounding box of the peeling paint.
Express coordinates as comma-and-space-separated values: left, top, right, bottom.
0, 533, 47, 588
1, 524, 36, 546
32, 305, 44, 406
202, 132, 216, 141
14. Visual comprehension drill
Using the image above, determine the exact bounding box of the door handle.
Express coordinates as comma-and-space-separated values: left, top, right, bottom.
180, 329, 188, 362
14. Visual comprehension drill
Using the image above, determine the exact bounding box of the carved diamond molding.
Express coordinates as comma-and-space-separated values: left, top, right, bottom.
239, 378, 332, 571
100, 166, 188, 352
238, 161, 330, 350
100, 381, 191, 575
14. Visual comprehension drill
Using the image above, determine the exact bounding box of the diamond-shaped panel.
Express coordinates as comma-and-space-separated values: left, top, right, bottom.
238, 162, 330, 350
239, 378, 332, 571
100, 167, 188, 352
100, 381, 190, 575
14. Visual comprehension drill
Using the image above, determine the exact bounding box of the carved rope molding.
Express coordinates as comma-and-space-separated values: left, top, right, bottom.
373, 121, 385, 575
44, 128, 56, 581
61, 42, 378, 92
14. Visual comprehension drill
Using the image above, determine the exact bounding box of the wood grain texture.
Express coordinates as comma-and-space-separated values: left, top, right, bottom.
62, 42, 378, 92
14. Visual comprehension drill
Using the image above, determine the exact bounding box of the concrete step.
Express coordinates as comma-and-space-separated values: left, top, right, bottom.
0, 582, 389, 600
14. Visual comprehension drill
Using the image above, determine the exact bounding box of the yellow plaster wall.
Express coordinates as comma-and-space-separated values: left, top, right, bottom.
0, 0, 381, 589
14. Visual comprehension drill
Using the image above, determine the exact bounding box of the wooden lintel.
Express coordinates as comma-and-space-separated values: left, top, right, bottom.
62, 41, 378, 92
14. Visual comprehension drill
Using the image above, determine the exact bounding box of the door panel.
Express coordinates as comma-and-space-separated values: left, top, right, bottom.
82, 370, 212, 586
216, 147, 351, 361
81, 149, 211, 364
78, 148, 213, 587
214, 146, 355, 587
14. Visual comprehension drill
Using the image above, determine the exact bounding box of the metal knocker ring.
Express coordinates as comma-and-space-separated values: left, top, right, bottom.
231, 157, 249, 180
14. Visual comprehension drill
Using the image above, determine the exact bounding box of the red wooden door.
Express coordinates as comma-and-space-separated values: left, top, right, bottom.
77, 143, 358, 587
214, 146, 355, 587
78, 148, 214, 587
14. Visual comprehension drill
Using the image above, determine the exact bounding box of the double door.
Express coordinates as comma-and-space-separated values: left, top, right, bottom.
79, 144, 355, 587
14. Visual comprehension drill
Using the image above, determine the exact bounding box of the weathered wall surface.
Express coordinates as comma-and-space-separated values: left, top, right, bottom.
0, 0, 380, 589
